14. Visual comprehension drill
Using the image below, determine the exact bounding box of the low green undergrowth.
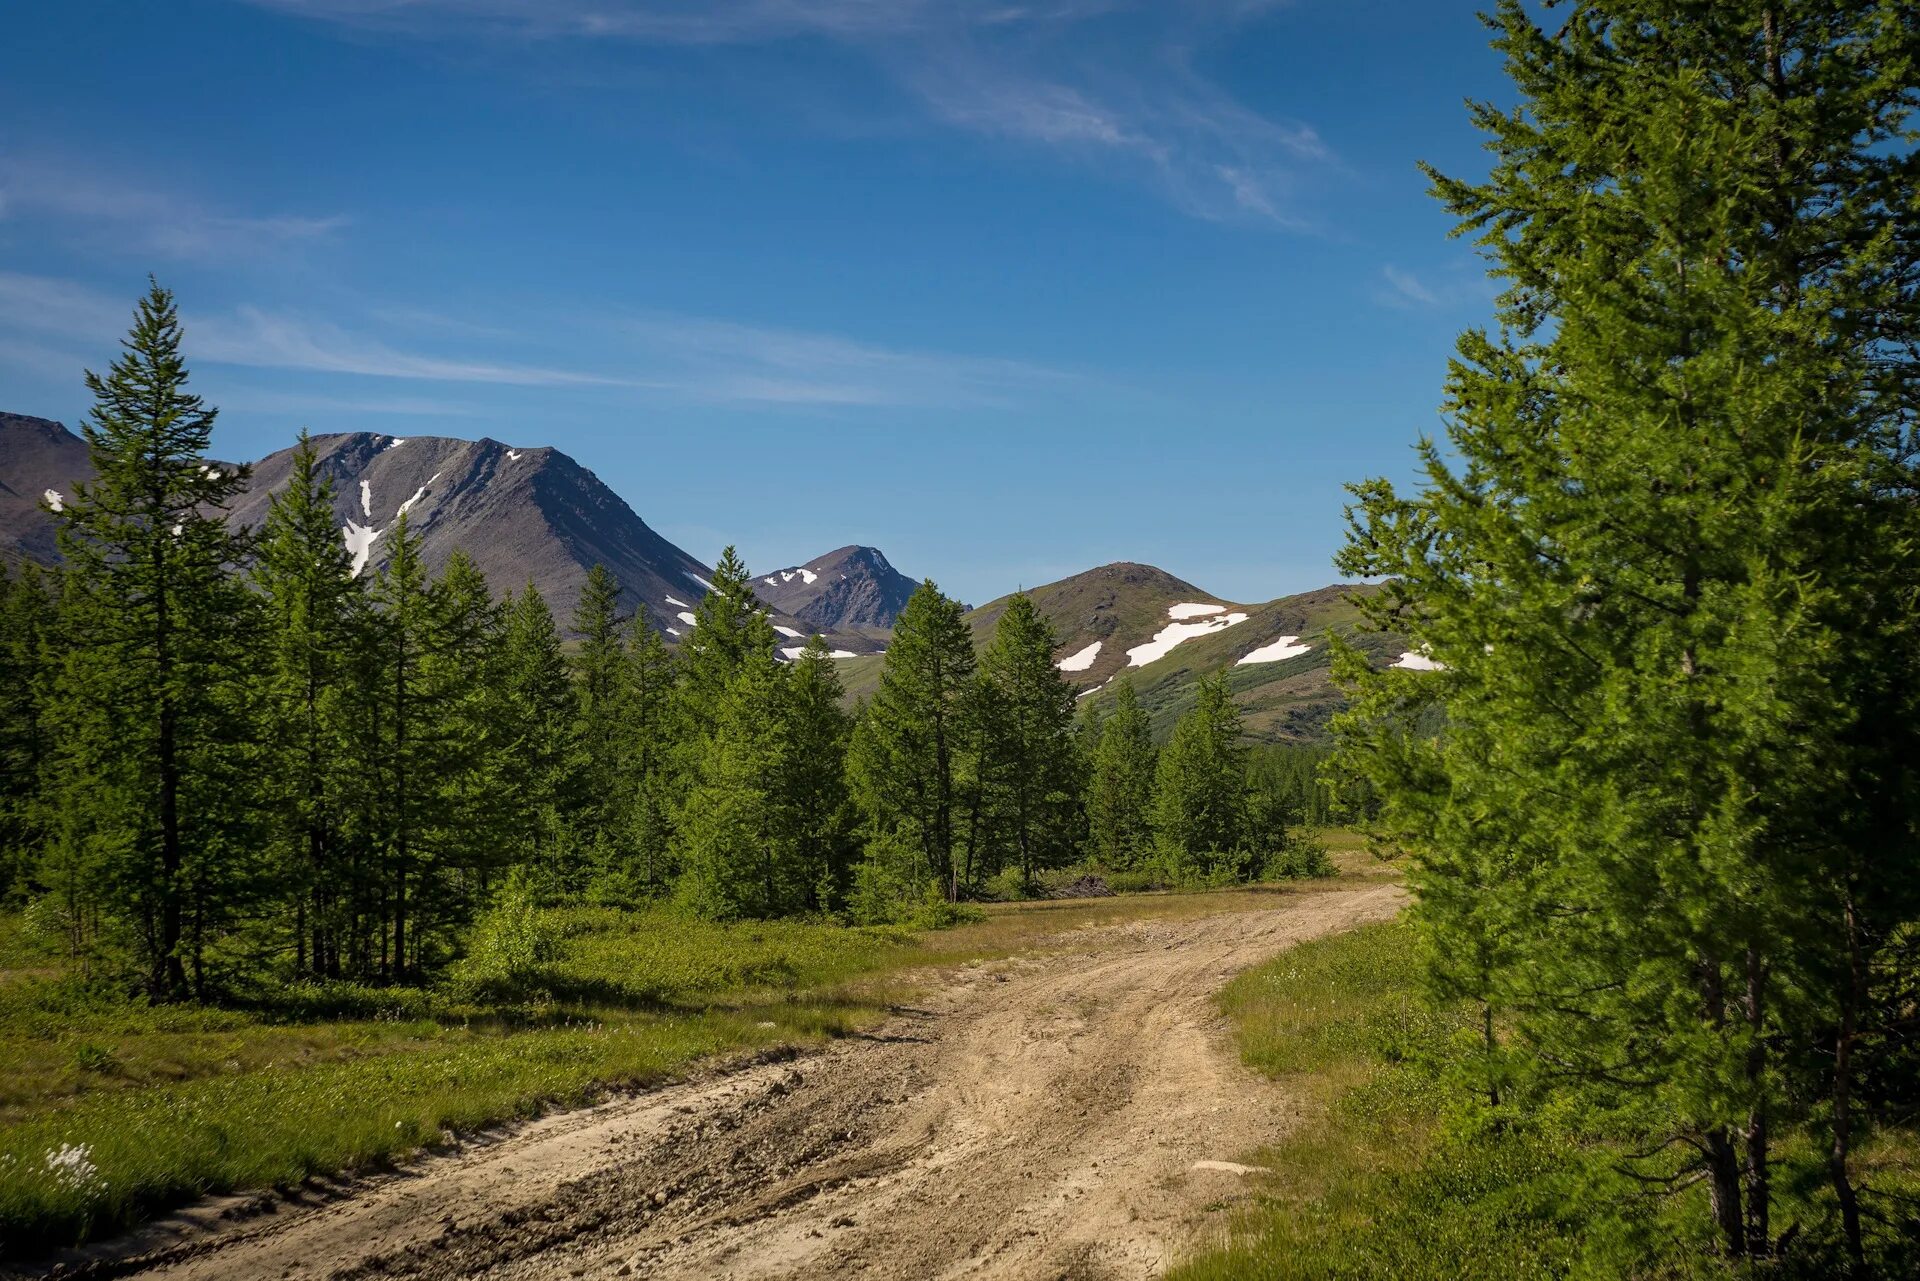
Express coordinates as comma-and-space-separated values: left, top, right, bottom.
1174, 922, 1920, 1281
0, 905, 924, 1255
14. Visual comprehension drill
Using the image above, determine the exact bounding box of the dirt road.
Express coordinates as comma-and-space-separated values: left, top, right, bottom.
56, 884, 1402, 1281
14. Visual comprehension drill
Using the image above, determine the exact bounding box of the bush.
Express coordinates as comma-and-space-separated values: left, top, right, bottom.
1263, 833, 1336, 880
450, 873, 559, 999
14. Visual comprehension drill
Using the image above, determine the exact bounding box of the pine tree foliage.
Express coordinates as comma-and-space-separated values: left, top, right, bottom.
254, 432, 360, 976
1087, 677, 1157, 870
774, 637, 856, 912
1332, 1, 1920, 1262
850, 580, 976, 903
493, 584, 581, 887
0, 565, 54, 900
975, 593, 1083, 891
1153, 675, 1251, 880
43, 280, 256, 999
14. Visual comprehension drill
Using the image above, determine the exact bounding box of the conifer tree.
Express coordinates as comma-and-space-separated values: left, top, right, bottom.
851, 580, 976, 902
976, 594, 1082, 892
570, 563, 628, 863
493, 584, 580, 887
677, 547, 766, 726
674, 644, 783, 919
43, 280, 255, 998
774, 637, 856, 911
1088, 676, 1156, 870
0, 565, 54, 900
421, 550, 502, 942
1333, 1, 1920, 1260
364, 512, 438, 978
621, 623, 678, 896
1153, 676, 1249, 881
254, 431, 361, 975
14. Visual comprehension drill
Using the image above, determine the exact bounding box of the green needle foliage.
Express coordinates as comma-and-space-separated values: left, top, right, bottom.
42, 280, 257, 1001
975, 593, 1084, 893
1088, 676, 1158, 870
1334, 1, 1920, 1266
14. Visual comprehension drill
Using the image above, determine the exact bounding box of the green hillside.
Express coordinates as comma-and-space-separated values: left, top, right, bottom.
836, 563, 1404, 743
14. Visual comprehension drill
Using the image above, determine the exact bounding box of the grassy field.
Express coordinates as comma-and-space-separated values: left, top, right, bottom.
0, 877, 1349, 1255
1171, 920, 1920, 1281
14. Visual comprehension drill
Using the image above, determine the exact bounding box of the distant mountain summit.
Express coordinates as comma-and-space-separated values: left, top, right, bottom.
752, 544, 919, 633
232, 432, 716, 631
0, 412, 91, 566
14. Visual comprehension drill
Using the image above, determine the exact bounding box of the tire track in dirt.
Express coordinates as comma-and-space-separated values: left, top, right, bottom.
36, 884, 1403, 1281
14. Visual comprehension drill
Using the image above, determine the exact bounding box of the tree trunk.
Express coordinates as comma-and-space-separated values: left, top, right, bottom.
1706, 1127, 1746, 1259
1742, 946, 1770, 1256
1830, 890, 1866, 1268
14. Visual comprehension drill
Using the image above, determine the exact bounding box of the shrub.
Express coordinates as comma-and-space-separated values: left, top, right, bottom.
451, 873, 559, 999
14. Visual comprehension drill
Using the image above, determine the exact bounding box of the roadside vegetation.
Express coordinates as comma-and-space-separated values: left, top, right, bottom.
0, 873, 1343, 1255
1176, 921, 1920, 1280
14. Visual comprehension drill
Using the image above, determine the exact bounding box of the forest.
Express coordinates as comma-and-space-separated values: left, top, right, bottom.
0, 293, 1335, 1002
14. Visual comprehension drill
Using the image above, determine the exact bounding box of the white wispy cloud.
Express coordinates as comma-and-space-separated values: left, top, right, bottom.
237, 0, 1327, 226
0, 272, 1074, 409
0, 157, 346, 262
1380, 265, 1440, 308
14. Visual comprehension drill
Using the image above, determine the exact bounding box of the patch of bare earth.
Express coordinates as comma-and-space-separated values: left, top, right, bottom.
40, 884, 1403, 1281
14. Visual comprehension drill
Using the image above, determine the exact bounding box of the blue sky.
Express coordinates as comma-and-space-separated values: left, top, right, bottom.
1, 0, 1509, 606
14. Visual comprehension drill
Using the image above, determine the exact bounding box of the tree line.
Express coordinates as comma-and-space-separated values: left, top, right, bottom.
0, 282, 1327, 1001
1335, 0, 1919, 1268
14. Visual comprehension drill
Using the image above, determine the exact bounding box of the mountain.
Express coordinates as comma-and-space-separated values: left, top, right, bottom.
0, 413, 91, 566
230, 431, 725, 633
837, 562, 1407, 743
751, 545, 918, 634
0, 417, 877, 649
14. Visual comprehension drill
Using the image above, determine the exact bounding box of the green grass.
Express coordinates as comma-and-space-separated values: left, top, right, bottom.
0, 884, 1334, 1256
0, 907, 930, 1253
1173, 922, 1920, 1281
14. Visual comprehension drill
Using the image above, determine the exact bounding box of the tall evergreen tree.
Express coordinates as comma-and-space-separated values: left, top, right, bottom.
851, 580, 977, 902
254, 431, 361, 976
43, 280, 255, 998
0, 565, 54, 901
1333, 1, 1920, 1261
1153, 675, 1249, 880
976, 594, 1082, 892
363, 512, 438, 979
774, 637, 856, 912
674, 645, 784, 919
1088, 677, 1157, 870
570, 563, 628, 863
493, 584, 580, 887
621, 623, 678, 896
677, 547, 768, 726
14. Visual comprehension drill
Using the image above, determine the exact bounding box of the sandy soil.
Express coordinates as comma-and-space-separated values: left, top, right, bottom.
36, 884, 1402, 1281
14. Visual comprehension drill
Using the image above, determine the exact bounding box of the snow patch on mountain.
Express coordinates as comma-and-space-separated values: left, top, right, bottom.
1237, 636, 1311, 666
1127, 612, 1250, 667
773, 625, 805, 639
1393, 650, 1444, 671
665, 595, 689, 608
780, 645, 857, 661
1167, 602, 1227, 619
42, 489, 62, 512
676, 611, 697, 626
684, 571, 715, 593
1056, 640, 1102, 672
342, 520, 382, 577
505, 450, 521, 461
359, 479, 372, 518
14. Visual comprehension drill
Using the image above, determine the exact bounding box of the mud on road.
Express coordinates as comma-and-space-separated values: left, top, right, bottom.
54, 884, 1403, 1281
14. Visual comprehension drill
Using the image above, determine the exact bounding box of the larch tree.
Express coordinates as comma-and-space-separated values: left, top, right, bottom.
1088, 676, 1157, 870
254, 431, 361, 976
1152, 675, 1249, 881
42, 280, 256, 999
851, 580, 977, 903
1332, 0, 1920, 1262
774, 636, 856, 912
977, 594, 1083, 892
